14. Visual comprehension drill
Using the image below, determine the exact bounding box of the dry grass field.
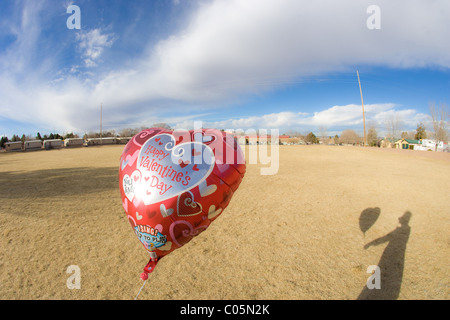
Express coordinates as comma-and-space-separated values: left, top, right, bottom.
0, 144, 449, 300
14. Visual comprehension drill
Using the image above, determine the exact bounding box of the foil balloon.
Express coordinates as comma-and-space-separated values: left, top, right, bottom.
119, 127, 246, 280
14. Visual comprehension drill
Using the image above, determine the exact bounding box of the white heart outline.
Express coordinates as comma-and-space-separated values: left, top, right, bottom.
137, 134, 216, 206
123, 170, 142, 203
199, 180, 217, 197
176, 190, 203, 217
160, 204, 174, 217
208, 205, 222, 219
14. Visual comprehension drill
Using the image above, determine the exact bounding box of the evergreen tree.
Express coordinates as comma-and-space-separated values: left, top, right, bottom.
367, 126, 378, 147
334, 134, 340, 145
0, 136, 8, 149
415, 122, 427, 140
305, 132, 319, 144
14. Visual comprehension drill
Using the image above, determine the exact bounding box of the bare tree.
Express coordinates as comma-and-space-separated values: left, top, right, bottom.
401, 131, 415, 140
340, 129, 360, 145
318, 126, 328, 143
152, 123, 172, 130
119, 127, 141, 137
85, 130, 116, 138
385, 113, 403, 141
285, 130, 304, 138
429, 102, 449, 151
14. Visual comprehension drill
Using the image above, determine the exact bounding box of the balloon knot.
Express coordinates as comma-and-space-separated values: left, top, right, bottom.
140, 272, 148, 281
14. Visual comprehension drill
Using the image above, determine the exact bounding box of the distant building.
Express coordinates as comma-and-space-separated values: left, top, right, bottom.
24, 140, 42, 151
380, 138, 396, 148
117, 137, 132, 144
415, 139, 449, 152
85, 137, 117, 146
232, 134, 291, 145
5, 141, 23, 152
43, 139, 64, 150
64, 138, 84, 147
395, 139, 421, 150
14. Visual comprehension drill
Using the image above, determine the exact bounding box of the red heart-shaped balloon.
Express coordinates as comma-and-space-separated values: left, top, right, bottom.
119, 128, 245, 279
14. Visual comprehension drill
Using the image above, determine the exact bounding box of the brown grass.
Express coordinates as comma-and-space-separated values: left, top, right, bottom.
0, 145, 449, 299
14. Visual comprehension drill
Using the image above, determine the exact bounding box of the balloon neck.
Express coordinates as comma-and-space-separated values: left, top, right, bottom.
140, 256, 159, 280
140, 272, 148, 281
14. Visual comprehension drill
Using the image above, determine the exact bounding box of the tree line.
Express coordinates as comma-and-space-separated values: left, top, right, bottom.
0, 132, 74, 149
285, 121, 430, 146
1, 107, 448, 149
286, 102, 448, 147
0, 123, 173, 149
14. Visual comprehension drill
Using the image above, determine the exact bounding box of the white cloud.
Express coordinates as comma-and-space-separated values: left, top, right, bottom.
143, 0, 450, 95
193, 111, 309, 129
1, 0, 449, 135
0, 1, 45, 75
309, 103, 431, 134
85, 0, 450, 117
76, 29, 116, 67
174, 103, 430, 136
310, 104, 396, 127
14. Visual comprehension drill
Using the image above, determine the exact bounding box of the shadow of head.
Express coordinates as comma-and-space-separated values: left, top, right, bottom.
398, 211, 412, 226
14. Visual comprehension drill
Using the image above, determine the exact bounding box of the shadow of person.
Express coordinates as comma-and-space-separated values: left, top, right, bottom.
357, 211, 412, 300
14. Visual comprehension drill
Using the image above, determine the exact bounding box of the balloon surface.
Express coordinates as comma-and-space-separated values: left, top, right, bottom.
119, 128, 246, 279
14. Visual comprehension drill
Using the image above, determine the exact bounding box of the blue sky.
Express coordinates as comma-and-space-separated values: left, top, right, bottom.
0, 0, 449, 138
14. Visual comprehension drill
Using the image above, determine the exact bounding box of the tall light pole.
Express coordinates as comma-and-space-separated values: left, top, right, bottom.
100, 103, 103, 144
357, 70, 367, 146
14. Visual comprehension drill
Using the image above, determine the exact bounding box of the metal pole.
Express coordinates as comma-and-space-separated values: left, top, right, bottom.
357, 70, 367, 146
100, 103, 102, 144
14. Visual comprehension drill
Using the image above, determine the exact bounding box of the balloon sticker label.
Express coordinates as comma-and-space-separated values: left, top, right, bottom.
122, 170, 142, 203
134, 224, 167, 250
136, 134, 215, 205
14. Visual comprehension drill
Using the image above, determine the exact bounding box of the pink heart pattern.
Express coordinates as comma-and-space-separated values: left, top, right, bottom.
169, 220, 208, 247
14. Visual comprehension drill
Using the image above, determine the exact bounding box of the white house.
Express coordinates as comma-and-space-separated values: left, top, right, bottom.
117, 137, 132, 144
5, 141, 23, 152
24, 140, 42, 151
415, 139, 449, 152
86, 137, 117, 146
64, 138, 84, 147
43, 139, 64, 150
